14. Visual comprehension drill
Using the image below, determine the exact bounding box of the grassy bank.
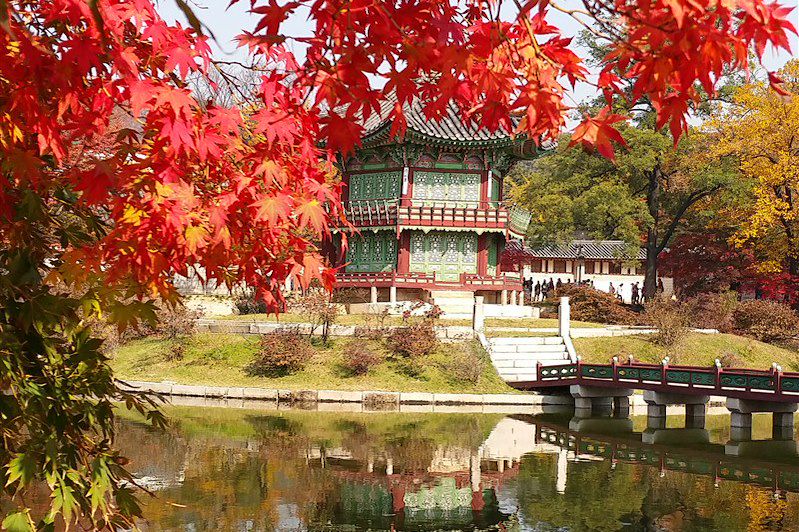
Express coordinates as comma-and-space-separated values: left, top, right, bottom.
575, 333, 799, 370
112, 333, 517, 394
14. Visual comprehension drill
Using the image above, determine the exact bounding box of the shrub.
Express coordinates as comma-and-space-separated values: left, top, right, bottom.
387, 322, 438, 358
159, 304, 199, 340
234, 289, 268, 315
683, 291, 738, 331
332, 287, 370, 305
291, 289, 339, 343
733, 300, 799, 343
246, 330, 314, 376
719, 352, 744, 368
644, 299, 690, 347
441, 345, 485, 385
166, 341, 186, 361
354, 308, 390, 339
342, 340, 383, 375
551, 284, 637, 325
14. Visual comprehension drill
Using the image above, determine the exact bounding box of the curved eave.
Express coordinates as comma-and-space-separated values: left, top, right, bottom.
360, 120, 518, 150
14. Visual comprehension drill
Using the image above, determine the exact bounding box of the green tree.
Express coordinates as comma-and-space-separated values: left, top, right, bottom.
509, 126, 737, 299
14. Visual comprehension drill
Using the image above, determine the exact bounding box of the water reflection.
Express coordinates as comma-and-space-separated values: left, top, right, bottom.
119, 406, 799, 531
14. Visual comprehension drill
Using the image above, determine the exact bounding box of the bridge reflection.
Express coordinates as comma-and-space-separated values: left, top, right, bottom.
519, 412, 799, 495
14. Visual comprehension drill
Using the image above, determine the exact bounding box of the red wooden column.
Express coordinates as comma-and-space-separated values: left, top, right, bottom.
401, 167, 414, 206
477, 234, 488, 276
480, 169, 490, 204
397, 231, 411, 273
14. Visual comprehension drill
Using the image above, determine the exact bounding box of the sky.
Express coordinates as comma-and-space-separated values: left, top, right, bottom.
157, 0, 799, 121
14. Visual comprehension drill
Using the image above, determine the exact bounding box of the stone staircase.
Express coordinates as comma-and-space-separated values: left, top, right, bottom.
429, 290, 476, 319
484, 336, 572, 383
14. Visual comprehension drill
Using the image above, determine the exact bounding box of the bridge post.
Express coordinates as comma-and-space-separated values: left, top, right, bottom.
558, 297, 570, 338
472, 295, 485, 332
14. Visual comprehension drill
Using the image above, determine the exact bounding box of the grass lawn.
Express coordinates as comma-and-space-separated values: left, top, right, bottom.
575, 332, 799, 371
111, 333, 517, 394
209, 312, 603, 329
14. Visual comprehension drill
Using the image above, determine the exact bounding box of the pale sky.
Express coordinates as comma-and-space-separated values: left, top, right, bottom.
157, 0, 798, 123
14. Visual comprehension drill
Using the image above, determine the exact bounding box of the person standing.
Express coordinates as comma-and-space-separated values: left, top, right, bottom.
534, 281, 541, 302
631, 282, 640, 305
609, 282, 616, 296
618, 283, 625, 302
556, 278, 563, 289
657, 278, 664, 295
548, 278, 555, 293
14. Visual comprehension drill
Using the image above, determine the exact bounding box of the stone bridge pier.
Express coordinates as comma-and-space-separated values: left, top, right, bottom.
569, 385, 633, 418
644, 391, 709, 430
726, 398, 797, 442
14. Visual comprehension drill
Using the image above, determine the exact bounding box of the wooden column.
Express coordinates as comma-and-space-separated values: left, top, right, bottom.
480, 169, 490, 204
477, 234, 488, 276
397, 231, 411, 274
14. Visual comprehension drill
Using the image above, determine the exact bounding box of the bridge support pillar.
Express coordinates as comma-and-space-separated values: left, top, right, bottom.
570, 385, 633, 417
542, 394, 574, 415
726, 398, 797, 442
643, 391, 709, 430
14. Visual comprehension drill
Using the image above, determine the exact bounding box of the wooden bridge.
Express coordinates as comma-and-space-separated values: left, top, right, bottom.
506, 357, 799, 441
516, 358, 799, 403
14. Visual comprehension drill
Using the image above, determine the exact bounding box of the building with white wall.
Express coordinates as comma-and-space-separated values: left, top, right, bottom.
506, 239, 673, 303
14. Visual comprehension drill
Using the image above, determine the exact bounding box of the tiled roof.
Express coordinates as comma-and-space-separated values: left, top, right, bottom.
359, 91, 516, 144
505, 239, 646, 260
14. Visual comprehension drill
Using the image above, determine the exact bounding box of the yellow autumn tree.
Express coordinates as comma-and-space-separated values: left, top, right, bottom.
706, 59, 799, 276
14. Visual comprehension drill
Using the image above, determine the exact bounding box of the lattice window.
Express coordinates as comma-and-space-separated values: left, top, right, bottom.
444, 235, 459, 263
463, 234, 477, 264
411, 233, 425, 263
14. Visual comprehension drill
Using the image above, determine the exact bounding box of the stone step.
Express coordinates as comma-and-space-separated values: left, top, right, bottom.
489, 336, 564, 346
492, 355, 568, 367
491, 350, 567, 360
490, 344, 568, 354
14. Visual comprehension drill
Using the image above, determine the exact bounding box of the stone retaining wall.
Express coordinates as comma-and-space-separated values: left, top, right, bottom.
120, 380, 540, 406
195, 320, 476, 341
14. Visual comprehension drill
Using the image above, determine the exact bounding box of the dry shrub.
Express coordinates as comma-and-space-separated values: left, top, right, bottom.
332, 287, 370, 305
234, 289, 268, 315
644, 299, 690, 347
719, 352, 744, 368
342, 340, 383, 375
683, 291, 738, 331
551, 284, 637, 324
247, 330, 314, 376
387, 322, 438, 358
354, 308, 391, 339
733, 300, 799, 343
441, 345, 485, 385
158, 304, 199, 340
291, 289, 338, 343
166, 341, 186, 361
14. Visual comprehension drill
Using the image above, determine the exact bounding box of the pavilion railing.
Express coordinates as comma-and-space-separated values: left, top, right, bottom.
344, 198, 517, 229
336, 270, 523, 290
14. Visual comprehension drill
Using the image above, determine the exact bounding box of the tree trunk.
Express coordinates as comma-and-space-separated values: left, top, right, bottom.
643, 167, 660, 301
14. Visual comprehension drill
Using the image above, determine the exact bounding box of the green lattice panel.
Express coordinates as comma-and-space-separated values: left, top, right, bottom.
719, 373, 774, 390
781, 377, 799, 392
347, 231, 397, 272
687, 461, 715, 475
349, 171, 401, 200
780, 472, 799, 491
666, 370, 691, 384
581, 365, 614, 379
691, 372, 716, 386
616, 367, 639, 380
639, 369, 662, 381
747, 376, 775, 390
409, 230, 477, 281
413, 171, 480, 205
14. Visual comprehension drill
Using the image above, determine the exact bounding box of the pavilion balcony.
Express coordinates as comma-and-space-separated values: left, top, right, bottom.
336, 270, 523, 292
343, 198, 532, 236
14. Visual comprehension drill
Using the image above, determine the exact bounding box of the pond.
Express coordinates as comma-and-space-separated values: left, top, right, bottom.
119, 403, 799, 531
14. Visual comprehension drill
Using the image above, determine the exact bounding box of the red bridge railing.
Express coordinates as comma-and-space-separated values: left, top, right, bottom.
524, 358, 799, 402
